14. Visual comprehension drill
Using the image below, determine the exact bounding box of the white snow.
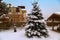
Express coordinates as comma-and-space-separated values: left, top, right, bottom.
0, 27, 60, 40
30, 23, 34, 26
30, 15, 37, 18
54, 12, 60, 14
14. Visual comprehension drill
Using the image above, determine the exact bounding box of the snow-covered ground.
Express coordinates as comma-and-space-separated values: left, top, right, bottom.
0, 27, 60, 40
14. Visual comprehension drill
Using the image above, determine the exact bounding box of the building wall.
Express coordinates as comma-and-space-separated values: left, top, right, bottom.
7, 6, 27, 26
46, 13, 60, 26
0, 6, 27, 29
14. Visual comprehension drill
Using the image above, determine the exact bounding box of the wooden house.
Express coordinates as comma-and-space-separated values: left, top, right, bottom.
7, 6, 27, 27
0, 6, 27, 29
46, 13, 60, 30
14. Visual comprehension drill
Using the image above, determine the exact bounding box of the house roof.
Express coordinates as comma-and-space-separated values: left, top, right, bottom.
47, 13, 60, 21
18, 6, 25, 9
10, 6, 25, 9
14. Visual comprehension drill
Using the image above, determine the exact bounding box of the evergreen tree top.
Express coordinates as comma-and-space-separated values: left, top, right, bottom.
28, 1, 43, 20
32, 1, 38, 5
32, 1, 38, 8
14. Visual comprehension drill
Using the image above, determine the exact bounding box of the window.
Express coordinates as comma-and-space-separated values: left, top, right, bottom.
16, 7, 19, 12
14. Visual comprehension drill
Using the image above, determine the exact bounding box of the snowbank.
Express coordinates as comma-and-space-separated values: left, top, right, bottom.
0, 27, 60, 40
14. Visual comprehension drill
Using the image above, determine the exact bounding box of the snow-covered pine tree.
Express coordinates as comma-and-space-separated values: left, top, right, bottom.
25, 1, 49, 38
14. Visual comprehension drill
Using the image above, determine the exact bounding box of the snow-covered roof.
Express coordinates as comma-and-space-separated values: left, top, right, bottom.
21, 9, 26, 10
54, 12, 60, 14
47, 12, 60, 20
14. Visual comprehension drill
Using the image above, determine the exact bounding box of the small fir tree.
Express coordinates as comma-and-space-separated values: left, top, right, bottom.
25, 1, 49, 38
0, 0, 9, 16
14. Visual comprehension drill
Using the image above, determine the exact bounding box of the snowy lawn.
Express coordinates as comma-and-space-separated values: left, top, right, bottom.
0, 27, 60, 40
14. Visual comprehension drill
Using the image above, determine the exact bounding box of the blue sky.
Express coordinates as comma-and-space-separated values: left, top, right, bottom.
3, 0, 60, 19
